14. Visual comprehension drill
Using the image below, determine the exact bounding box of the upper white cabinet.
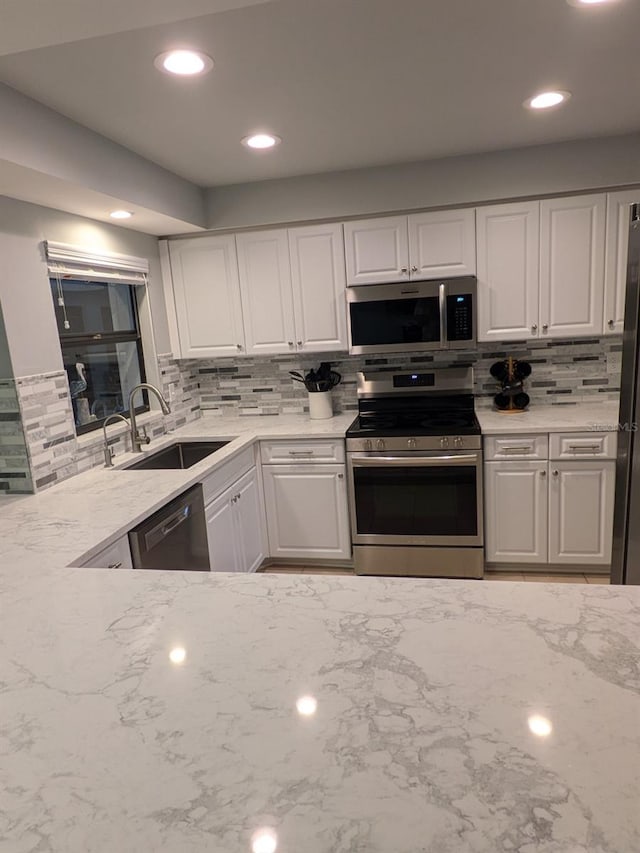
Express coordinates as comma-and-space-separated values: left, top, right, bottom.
604, 189, 640, 334
539, 194, 606, 339
343, 216, 409, 285
476, 201, 540, 342
408, 209, 476, 280
289, 223, 348, 352
167, 235, 245, 358
344, 210, 476, 285
236, 229, 297, 356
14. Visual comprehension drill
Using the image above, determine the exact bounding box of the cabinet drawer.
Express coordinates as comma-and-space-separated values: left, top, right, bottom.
549, 432, 617, 460
260, 439, 345, 465
201, 446, 255, 505
81, 535, 133, 569
484, 434, 548, 461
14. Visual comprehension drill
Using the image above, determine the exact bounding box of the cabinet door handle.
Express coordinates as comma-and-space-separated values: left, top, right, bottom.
338, 473, 344, 479
531, 324, 538, 333
237, 343, 243, 350
552, 469, 559, 477
400, 267, 408, 274
297, 340, 303, 346
411, 265, 418, 273
540, 470, 546, 478
107, 561, 122, 568
288, 341, 294, 347
542, 323, 548, 332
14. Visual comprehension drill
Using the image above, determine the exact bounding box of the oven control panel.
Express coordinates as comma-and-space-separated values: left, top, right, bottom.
346, 435, 482, 452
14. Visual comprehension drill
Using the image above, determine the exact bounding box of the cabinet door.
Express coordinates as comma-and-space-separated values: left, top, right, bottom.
476, 201, 540, 342
236, 229, 296, 355
262, 464, 351, 560
84, 536, 133, 569
408, 209, 476, 279
343, 216, 409, 285
168, 235, 245, 358
289, 223, 348, 352
604, 190, 640, 334
549, 461, 615, 565
484, 461, 548, 564
540, 195, 606, 339
233, 467, 267, 573
206, 488, 242, 572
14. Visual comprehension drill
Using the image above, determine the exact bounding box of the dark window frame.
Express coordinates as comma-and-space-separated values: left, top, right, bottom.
50, 278, 149, 435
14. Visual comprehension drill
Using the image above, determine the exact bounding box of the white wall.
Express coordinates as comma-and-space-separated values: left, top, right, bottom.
205, 132, 640, 230
0, 195, 171, 376
0, 83, 206, 228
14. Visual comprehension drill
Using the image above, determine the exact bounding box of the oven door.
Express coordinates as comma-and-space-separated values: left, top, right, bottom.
347, 450, 483, 547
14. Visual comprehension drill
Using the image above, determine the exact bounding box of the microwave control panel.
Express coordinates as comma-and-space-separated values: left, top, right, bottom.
446, 293, 473, 341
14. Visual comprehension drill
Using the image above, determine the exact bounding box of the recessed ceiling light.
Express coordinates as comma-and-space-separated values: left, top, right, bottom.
242, 133, 281, 150
567, 0, 619, 6
109, 210, 133, 220
154, 49, 213, 76
524, 90, 571, 110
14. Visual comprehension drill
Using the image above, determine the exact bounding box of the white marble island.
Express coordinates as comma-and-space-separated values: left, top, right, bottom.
1, 567, 639, 853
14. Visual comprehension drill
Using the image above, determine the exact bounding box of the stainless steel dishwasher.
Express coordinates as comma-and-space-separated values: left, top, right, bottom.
128, 484, 210, 570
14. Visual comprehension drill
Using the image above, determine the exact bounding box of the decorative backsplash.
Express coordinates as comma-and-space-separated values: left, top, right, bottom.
192, 337, 622, 417
14, 354, 200, 492
0, 380, 32, 494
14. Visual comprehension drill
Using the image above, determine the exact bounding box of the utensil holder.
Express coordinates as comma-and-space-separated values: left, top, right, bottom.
308, 390, 333, 420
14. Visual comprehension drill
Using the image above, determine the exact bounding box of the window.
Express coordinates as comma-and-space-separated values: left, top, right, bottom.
50, 278, 148, 433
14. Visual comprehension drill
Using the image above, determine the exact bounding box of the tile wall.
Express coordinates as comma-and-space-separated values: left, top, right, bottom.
0, 379, 33, 494
194, 336, 622, 417
13, 354, 200, 492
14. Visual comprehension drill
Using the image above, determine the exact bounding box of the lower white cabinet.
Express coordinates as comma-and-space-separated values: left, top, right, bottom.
82, 535, 133, 569
484, 435, 616, 567
262, 463, 351, 560
548, 461, 616, 565
206, 467, 266, 572
485, 462, 548, 564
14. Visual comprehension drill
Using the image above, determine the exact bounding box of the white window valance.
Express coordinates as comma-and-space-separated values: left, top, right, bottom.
45, 240, 149, 285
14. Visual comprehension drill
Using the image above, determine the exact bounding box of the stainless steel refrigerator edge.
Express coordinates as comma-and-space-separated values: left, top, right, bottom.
612, 202, 640, 584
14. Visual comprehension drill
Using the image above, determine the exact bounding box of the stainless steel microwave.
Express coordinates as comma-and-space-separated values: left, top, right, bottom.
346, 276, 476, 355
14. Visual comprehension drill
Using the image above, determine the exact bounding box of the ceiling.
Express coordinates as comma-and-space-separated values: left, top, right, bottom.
0, 0, 639, 195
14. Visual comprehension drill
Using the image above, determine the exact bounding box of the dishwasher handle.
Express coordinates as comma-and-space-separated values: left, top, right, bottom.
144, 503, 192, 551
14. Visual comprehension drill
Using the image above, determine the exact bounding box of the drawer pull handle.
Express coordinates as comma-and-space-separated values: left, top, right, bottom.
568, 444, 601, 452
108, 561, 122, 569
503, 446, 533, 453
288, 450, 315, 457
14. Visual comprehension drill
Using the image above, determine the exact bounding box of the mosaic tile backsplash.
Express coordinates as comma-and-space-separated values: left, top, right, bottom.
0, 379, 33, 494
193, 337, 622, 416
14, 354, 200, 492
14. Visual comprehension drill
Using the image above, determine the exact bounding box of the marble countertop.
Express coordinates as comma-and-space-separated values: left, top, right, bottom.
1, 569, 639, 852
477, 401, 621, 435
0, 412, 356, 571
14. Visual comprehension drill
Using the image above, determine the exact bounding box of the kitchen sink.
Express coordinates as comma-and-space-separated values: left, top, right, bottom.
124, 441, 230, 471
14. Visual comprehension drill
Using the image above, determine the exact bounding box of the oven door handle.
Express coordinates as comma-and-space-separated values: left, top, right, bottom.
351, 454, 480, 467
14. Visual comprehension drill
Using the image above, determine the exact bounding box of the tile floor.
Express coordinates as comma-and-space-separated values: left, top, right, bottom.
260, 565, 610, 583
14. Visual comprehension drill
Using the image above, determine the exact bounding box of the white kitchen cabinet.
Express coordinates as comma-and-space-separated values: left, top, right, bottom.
540, 194, 606, 339
262, 462, 351, 560
484, 461, 548, 564
408, 209, 476, 279
236, 229, 296, 355
344, 210, 475, 286
82, 535, 133, 569
288, 223, 348, 352
548, 461, 615, 565
343, 216, 409, 285
167, 235, 245, 358
476, 201, 540, 342
604, 189, 640, 334
206, 467, 266, 572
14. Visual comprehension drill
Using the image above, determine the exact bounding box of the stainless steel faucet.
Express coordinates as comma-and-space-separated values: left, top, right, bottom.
128, 383, 171, 452
102, 413, 130, 467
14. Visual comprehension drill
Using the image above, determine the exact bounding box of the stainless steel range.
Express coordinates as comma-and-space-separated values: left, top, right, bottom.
346, 367, 483, 578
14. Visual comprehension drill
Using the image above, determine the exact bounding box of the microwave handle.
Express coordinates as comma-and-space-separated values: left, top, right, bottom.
439, 282, 447, 344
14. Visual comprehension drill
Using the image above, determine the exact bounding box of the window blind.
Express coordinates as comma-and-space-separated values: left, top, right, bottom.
45, 240, 149, 285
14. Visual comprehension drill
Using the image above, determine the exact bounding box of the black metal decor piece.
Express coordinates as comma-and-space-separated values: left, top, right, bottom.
490, 357, 532, 412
